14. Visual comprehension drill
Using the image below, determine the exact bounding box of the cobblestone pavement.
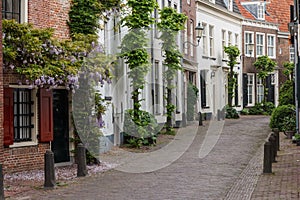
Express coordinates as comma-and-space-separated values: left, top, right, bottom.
11, 115, 271, 200
251, 131, 300, 200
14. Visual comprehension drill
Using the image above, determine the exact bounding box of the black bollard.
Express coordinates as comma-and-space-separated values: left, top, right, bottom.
270, 133, 277, 157
217, 110, 220, 121
0, 164, 4, 200
263, 141, 272, 173
269, 135, 276, 163
198, 112, 203, 126
44, 150, 56, 188
77, 143, 88, 177
273, 128, 280, 151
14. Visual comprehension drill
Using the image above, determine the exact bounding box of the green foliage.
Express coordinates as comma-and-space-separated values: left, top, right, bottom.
282, 115, 296, 132
270, 104, 295, 131
224, 45, 240, 107
123, 109, 159, 148
240, 108, 250, 115
121, 0, 158, 29
225, 105, 239, 119
247, 102, 275, 115
187, 83, 199, 121
283, 62, 294, 81
254, 56, 276, 103
279, 80, 295, 106
157, 7, 187, 129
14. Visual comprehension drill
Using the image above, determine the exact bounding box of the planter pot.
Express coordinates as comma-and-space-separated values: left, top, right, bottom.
285, 131, 295, 139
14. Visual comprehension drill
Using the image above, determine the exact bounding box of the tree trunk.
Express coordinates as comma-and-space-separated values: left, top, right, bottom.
166, 79, 173, 132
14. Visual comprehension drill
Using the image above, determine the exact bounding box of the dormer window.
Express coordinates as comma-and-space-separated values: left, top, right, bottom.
241, 1, 266, 21
257, 3, 265, 20
224, 0, 233, 11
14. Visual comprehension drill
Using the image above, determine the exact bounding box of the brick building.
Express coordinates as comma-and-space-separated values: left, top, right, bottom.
1, 0, 72, 173
236, 0, 293, 107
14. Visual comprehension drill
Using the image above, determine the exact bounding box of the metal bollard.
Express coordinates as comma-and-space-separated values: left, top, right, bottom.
270, 133, 277, 157
0, 164, 4, 200
273, 128, 280, 151
44, 150, 56, 188
198, 112, 203, 126
77, 143, 88, 177
263, 141, 272, 173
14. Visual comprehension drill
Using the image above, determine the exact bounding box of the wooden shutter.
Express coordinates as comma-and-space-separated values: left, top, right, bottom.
39, 88, 53, 142
243, 74, 248, 107
4, 88, 14, 146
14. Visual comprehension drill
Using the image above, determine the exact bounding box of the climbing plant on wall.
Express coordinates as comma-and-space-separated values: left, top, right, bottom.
157, 7, 187, 133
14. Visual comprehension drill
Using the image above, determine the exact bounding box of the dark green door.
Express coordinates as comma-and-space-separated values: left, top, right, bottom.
52, 90, 70, 163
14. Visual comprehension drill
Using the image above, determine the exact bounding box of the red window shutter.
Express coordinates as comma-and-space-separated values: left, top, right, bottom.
39, 88, 53, 142
4, 88, 14, 146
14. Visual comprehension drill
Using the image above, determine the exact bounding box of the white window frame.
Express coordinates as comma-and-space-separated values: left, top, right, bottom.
267, 34, 276, 58
202, 23, 208, 56
290, 45, 295, 62
235, 33, 239, 47
245, 31, 254, 57
209, 25, 214, 57
256, 78, 264, 103
222, 29, 226, 59
256, 33, 265, 56
247, 74, 255, 106
2, 0, 28, 23
190, 20, 194, 57
184, 20, 188, 55
257, 3, 265, 20
228, 31, 232, 46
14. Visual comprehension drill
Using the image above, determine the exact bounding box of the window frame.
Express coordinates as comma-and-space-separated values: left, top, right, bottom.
256, 33, 265, 56
209, 25, 214, 57
247, 74, 255, 106
256, 77, 264, 103
257, 3, 265, 20
245, 31, 254, 57
202, 23, 208, 56
222, 29, 226, 59
267, 34, 276, 58
2, 0, 28, 23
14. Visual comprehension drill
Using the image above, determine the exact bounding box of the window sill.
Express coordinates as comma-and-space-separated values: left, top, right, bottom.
202, 106, 210, 109
9, 141, 38, 148
209, 57, 216, 60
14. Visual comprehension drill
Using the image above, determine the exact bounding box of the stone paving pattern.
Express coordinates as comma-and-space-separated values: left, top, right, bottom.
9, 115, 286, 200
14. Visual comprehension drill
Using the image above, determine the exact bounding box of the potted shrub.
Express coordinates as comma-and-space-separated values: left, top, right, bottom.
292, 133, 300, 145
282, 115, 296, 139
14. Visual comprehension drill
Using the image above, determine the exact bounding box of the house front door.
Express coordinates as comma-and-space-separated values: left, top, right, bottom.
52, 89, 70, 163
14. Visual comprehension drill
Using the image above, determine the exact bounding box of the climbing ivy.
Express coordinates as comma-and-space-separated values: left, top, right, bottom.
254, 55, 276, 103
157, 7, 187, 133
224, 45, 240, 107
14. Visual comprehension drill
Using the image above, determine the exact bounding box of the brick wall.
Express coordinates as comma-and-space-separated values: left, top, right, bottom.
1, 0, 72, 173
0, 0, 4, 165
3, 144, 49, 173
28, 0, 71, 39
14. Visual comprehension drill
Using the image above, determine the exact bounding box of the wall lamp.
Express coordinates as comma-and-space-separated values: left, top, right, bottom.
183, 22, 204, 48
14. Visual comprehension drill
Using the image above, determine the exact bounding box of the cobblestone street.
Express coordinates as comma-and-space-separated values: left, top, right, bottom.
11, 115, 271, 200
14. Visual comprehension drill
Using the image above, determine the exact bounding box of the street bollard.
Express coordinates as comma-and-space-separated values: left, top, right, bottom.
44, 150, 56, 188
77, 143, 88, 177
263, 141, 272, 173
268, 135, 276, 163
271, 133, 277, 158
0, 164, 4, 200
198, 112, 203, 126
273, 128, 280, 151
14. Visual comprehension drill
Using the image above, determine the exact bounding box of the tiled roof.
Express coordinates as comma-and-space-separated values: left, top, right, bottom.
215, 0, 241, 14
235, 0, 293, 32
235, 0, 277, 23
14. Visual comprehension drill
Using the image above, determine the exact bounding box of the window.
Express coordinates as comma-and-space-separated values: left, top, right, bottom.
257, 3, 265, 20
187, 0, 190, 5
257, 78, 264, 103
202, 23, 207, 56
267, 34, 275, 58
168, 0, 171, 7
13, 89, 33, 142
228, 31, 232, 46
245, 32, 254, 56
247, 74, 254, 106
235, 34, 239, 47
290, 45, 295, 62
224, 0, 233, 11
153, 61, 160, 114
256, 33, 265, 56
190, 20, 194, 57
2, 0, 27, 23
4, 87, 53, 147
184, 20, 188, 55
209, 25, 214, 57
222, 30, 226, 58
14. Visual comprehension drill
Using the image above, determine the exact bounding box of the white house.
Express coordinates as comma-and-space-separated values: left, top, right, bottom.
196, 0, 244, 119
